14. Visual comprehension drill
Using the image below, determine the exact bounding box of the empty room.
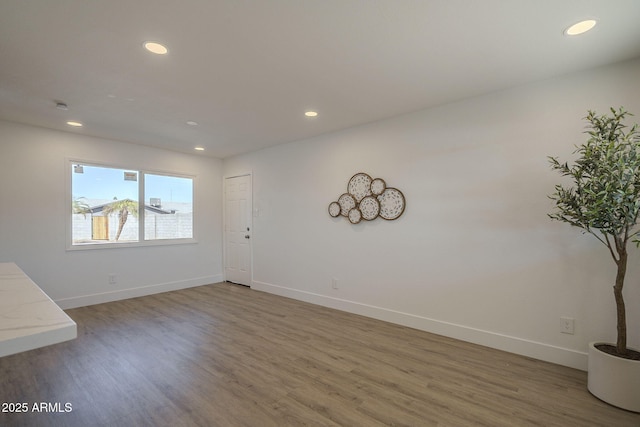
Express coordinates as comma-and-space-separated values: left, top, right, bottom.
2, 1, 640, 426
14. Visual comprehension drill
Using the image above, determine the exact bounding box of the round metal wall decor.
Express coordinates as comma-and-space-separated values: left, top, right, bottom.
377, 188, 405, 220
348, 208, 362, 224
371, 178, 386, 196
359, 195, 380, 221
329, 172, 405, 224
347, 173, 373, 202
328, 201, 341, 218
337, 193, 356, 217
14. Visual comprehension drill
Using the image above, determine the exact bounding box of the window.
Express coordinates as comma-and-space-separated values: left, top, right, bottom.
144, 173, 193, 241
70, 162, 194, 248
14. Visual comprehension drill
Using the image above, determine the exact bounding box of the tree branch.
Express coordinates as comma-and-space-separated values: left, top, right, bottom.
602, 232, 620, 263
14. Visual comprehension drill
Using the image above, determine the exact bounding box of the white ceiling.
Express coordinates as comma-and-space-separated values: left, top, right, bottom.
1, 1, 639, 159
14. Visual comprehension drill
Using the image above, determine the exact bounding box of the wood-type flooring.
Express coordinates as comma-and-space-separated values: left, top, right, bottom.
1, 282, 639, 426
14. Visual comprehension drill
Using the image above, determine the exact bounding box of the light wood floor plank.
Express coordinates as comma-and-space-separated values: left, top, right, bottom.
1, 282, 639, 426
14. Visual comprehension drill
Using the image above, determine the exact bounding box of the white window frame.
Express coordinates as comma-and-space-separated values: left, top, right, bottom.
66, 158, 197, 250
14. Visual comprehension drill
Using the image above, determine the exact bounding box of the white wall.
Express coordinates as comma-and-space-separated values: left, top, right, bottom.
0, 121, 223, 308
223, 58, 640, 370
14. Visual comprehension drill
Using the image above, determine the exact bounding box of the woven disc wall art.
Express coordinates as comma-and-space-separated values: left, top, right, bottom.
337, 193, 356, 217
328, 201, 341, 218
328, 172, 405, 224
359, 195, 380, 221
347, 173, 373, 202
370, 178, 386, 196
377, 188, 405, 220
348, 208, 362, 224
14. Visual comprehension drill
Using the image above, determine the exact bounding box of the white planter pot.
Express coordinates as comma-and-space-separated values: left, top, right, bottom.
587, 341, 640, 412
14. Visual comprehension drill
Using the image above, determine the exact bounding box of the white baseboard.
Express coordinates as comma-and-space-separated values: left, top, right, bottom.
251, 280, 588, 371
55, 275, 223, 310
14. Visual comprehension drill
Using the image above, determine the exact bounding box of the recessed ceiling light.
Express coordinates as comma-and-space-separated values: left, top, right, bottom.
565, 19, 597, 36
186, 121, 198, 126
194, 146, 205, 151
305, 111, 318, 117
66, 121, 83, 127
144, 41, 168, 55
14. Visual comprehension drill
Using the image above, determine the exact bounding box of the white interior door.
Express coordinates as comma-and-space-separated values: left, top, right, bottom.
224, 174, 252, 286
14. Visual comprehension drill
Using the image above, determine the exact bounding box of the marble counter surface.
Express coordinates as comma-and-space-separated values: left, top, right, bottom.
0, 262, 77, 357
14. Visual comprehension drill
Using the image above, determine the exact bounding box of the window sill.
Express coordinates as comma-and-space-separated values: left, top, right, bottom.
66, 238, 197, 251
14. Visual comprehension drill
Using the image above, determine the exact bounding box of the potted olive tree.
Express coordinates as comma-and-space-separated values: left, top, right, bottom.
549, 107, 640, 412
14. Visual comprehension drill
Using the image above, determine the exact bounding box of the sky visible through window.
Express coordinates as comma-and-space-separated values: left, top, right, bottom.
145, 173, 192, 205
72, 164, 192, 203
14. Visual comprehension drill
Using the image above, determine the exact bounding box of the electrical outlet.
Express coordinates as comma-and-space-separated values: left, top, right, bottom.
331, 278, 338, 289
108, 274, 117, 285
560, 317, 575, 334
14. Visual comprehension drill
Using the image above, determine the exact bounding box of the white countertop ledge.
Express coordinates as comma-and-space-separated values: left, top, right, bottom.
0, 262, 77, 357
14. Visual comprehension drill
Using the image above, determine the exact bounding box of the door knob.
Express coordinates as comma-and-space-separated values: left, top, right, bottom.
245, 235, 250, 239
